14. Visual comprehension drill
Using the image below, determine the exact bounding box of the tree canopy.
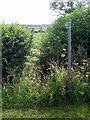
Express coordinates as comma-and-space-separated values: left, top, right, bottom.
50, 0, 90, 15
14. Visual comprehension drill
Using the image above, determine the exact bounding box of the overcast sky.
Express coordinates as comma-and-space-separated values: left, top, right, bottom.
0, 0, 57, 24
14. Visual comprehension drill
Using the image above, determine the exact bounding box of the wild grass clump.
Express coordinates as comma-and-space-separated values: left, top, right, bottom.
2, 62, 90, 108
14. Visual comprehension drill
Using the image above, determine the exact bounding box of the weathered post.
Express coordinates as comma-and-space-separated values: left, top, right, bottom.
67, 19, 71, 90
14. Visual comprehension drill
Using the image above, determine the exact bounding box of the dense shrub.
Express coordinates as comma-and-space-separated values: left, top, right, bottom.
40, 7, 90, 74
2, 24, 33, 83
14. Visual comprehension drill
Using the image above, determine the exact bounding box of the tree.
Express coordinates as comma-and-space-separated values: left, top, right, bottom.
50, 0, 90, 15
2, 24, 33, 83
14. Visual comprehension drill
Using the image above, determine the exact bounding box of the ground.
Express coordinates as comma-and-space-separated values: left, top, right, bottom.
2, 104, 90, 119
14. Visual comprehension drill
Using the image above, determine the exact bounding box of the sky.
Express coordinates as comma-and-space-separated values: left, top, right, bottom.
0, 0, 57, 24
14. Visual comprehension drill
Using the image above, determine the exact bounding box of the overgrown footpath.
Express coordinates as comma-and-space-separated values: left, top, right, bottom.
2, 30, 90, 119
1, 8, 90, 118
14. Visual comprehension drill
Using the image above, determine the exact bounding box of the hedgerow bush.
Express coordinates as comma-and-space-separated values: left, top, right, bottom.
2, 24, 33, 83
40, 7, 90, 74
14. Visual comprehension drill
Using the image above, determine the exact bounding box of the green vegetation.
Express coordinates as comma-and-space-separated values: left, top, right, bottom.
50, 0, 89, 15
2, 24, 33, 83
2, 104, 90, 118
2, 62, 90, 109
1, 7, 90, 118
40, 7, 90, 66
40, 7, 90, 85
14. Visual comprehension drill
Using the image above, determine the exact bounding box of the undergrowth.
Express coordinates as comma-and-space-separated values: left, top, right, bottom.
2, 62, 90, 108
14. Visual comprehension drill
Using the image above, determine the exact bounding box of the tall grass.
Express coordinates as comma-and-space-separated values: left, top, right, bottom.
2, 62, 90, 108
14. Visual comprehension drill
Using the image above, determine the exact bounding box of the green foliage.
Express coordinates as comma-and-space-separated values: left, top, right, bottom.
40, 7, 90, 73
50, 0, 89, 15
71, 8, 90, 57
2, 24, 33, 83
2, 104, 90, 118
2, 62, 90, 108
2, 10, 90, 112
37, 63, 67, 106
